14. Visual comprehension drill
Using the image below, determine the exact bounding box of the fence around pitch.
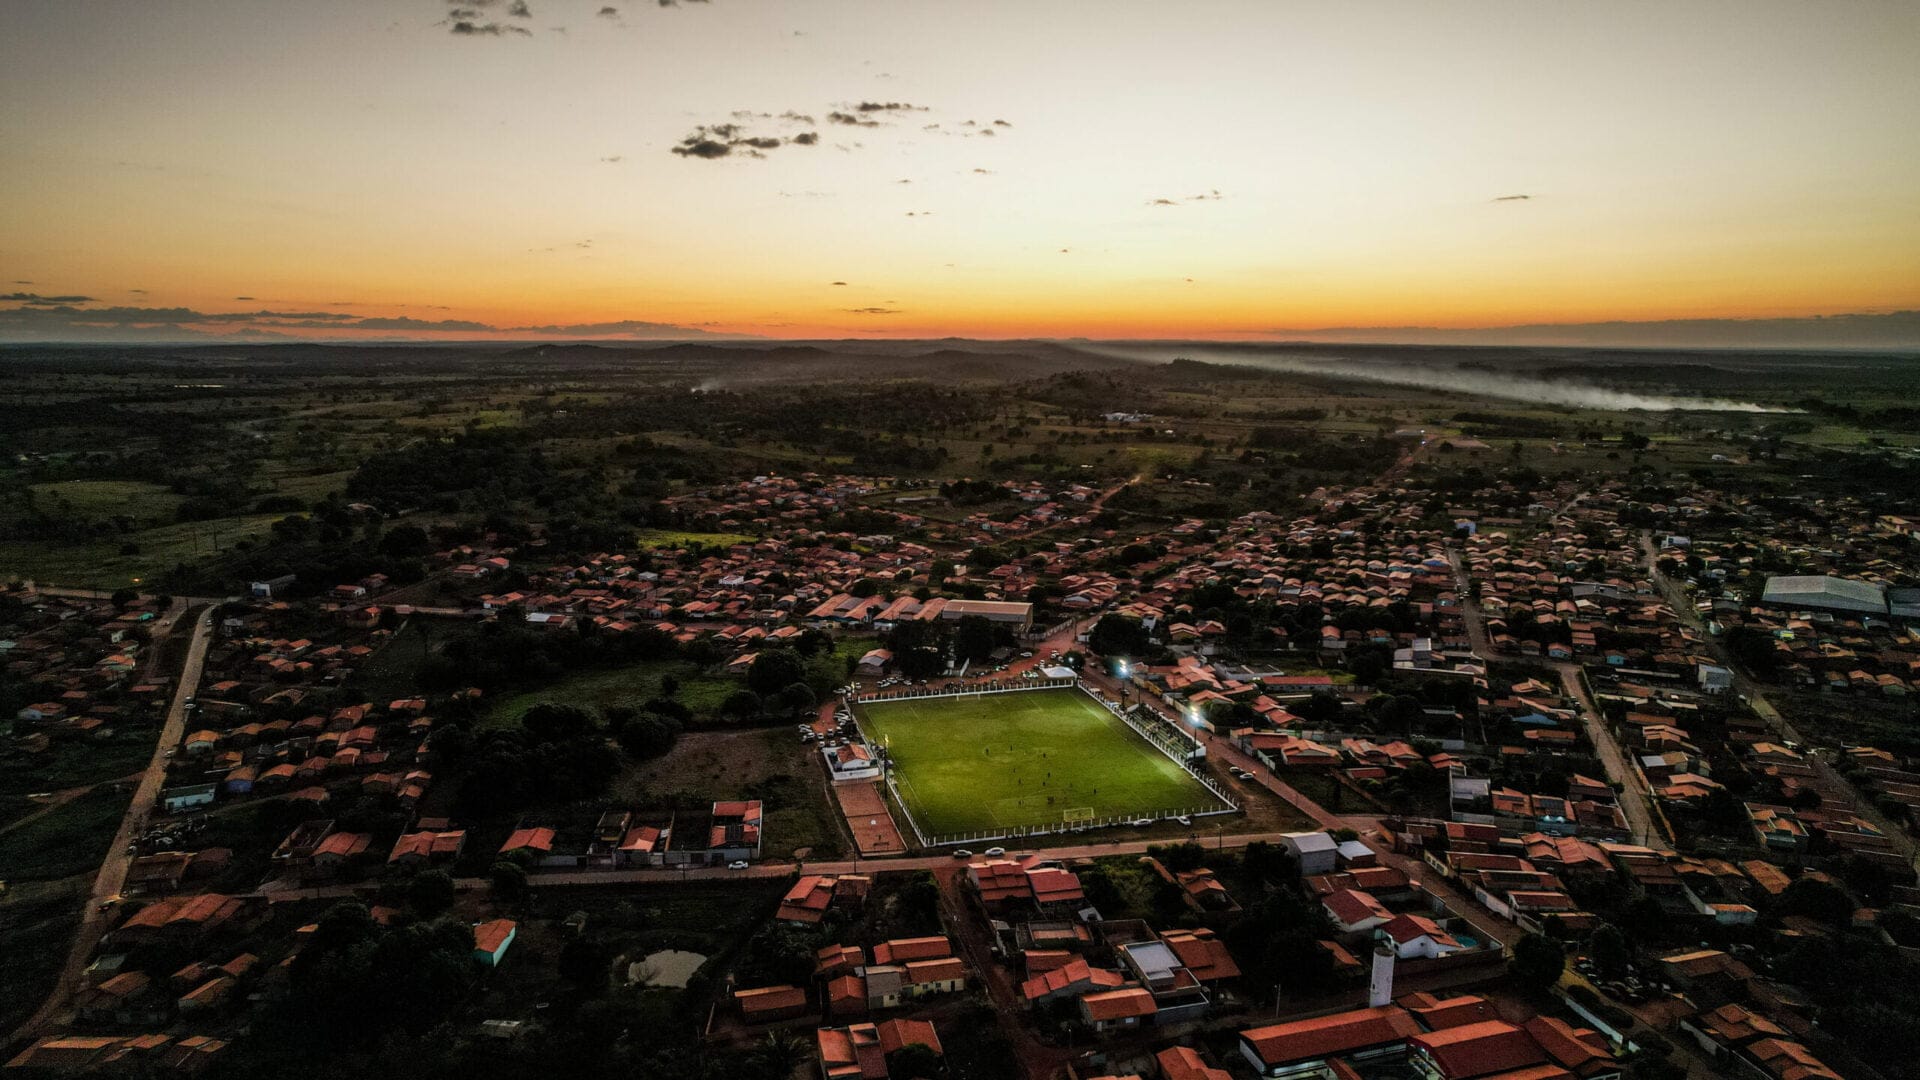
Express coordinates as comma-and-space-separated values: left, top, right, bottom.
856, 678, 1237, 849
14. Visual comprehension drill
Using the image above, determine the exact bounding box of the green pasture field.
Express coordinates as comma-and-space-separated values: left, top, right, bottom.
855, 687, 1221, 837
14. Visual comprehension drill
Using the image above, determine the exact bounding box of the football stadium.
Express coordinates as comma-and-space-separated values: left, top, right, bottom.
854, 686, 1227, 841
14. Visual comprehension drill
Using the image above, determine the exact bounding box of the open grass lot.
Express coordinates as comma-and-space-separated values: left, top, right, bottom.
0, 729, 153, 796
0, 887, 86, 1034
0, 786, 130, 882
856, 687, 1222, 837
632, 528, 757, 550
0, 511, 288, 588
482, 658, 739, 730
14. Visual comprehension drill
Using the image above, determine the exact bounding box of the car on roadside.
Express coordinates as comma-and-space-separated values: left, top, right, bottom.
983, 846, 1006, 856
951, 849, 973, 859
727, 860, 750, 870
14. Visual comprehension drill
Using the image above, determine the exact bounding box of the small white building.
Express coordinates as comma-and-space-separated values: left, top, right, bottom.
824, 741, 883, 781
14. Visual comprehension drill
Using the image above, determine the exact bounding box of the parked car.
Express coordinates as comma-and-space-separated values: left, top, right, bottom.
951, 849, 973, 859
727, 860, 750, 870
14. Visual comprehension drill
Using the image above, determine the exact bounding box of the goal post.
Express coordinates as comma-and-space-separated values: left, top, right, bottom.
1061, 806, 1095, 823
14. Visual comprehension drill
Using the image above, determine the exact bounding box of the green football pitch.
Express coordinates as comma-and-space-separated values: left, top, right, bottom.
855, 687, 1224, 838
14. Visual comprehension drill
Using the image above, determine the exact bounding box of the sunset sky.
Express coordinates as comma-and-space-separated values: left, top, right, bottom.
3, 0, 1917, 344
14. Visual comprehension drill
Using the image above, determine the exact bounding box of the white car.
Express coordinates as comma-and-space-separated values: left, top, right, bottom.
727, 860, 750, 870
983, 846, 1006, 856
1130, 818, 1153, 827
951, 849, 973, 859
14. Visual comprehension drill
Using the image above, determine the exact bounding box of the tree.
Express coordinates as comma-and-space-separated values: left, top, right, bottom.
769, 681, 817, 719
616, 712, 682, 759
1087, 613, 1151, 658
720, 689, 764, 720
888, 1043, 944, 1080
1779, 876, 1853, 926
521, 702, 598, 743
1512, 932, 1565, 991
408, 869, 457, 918
1588, 924, 1631, 981
1725, 624, 1780, 677
490, 860, 528, 902
951, 614, 998, 663
747, 649, 806, 696
558, 936, 610, 991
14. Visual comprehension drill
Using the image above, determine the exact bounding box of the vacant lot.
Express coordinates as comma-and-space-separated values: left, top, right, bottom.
0, 730, 152, 797
0, 887, 86, 1034
0, 786, 130, 881
857, 688, 1223, 838
482, 659, 739, 730
622, 727, 845, 858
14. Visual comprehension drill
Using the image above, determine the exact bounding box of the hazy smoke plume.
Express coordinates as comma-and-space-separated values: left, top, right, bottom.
1090, 345, 1787, 413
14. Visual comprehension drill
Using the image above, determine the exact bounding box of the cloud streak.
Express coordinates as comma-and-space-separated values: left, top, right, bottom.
0, 299, 747, 341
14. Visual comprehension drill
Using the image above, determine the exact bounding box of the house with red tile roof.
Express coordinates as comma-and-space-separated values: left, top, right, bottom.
815, 1019, 942, 1080
472, 919, 517, 967
1407, 1020, 1554, 1080
1158, 1045, 1233, 1080
736, 984, 810, 1026
1020, 959, 1128, 1007
1239, 1004, 1425, 1077
1324, 888, 1394, 935
1078, 987, 1157, 1033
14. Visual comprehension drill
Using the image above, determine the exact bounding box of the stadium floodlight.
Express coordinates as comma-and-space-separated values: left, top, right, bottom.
1116, 659, 1130, 679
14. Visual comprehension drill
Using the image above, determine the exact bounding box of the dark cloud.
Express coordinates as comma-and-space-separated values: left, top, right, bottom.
344, 316, 496, 332
0, 301, 747, 342
450, 19, 530, 35
854, 101, 924, 113
830, 281, 848, 286
779, 110, 815, 124
673, 117, 821, 158
844, 307, 901, 315
671, 139, 732, 159
2, 292, 96, 303
128, 288, 145, 294
827, 111, 879, 127
506, 0, 531, 15
597, 6, 619, 17
971, 168, 993, 175
505, 319, 723, 336
1147, 189, 1223, 207
1493, 194, 1532, 201
600, 155, 624, 163
234, 295, 255, 301
993, 119, 1011, 127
